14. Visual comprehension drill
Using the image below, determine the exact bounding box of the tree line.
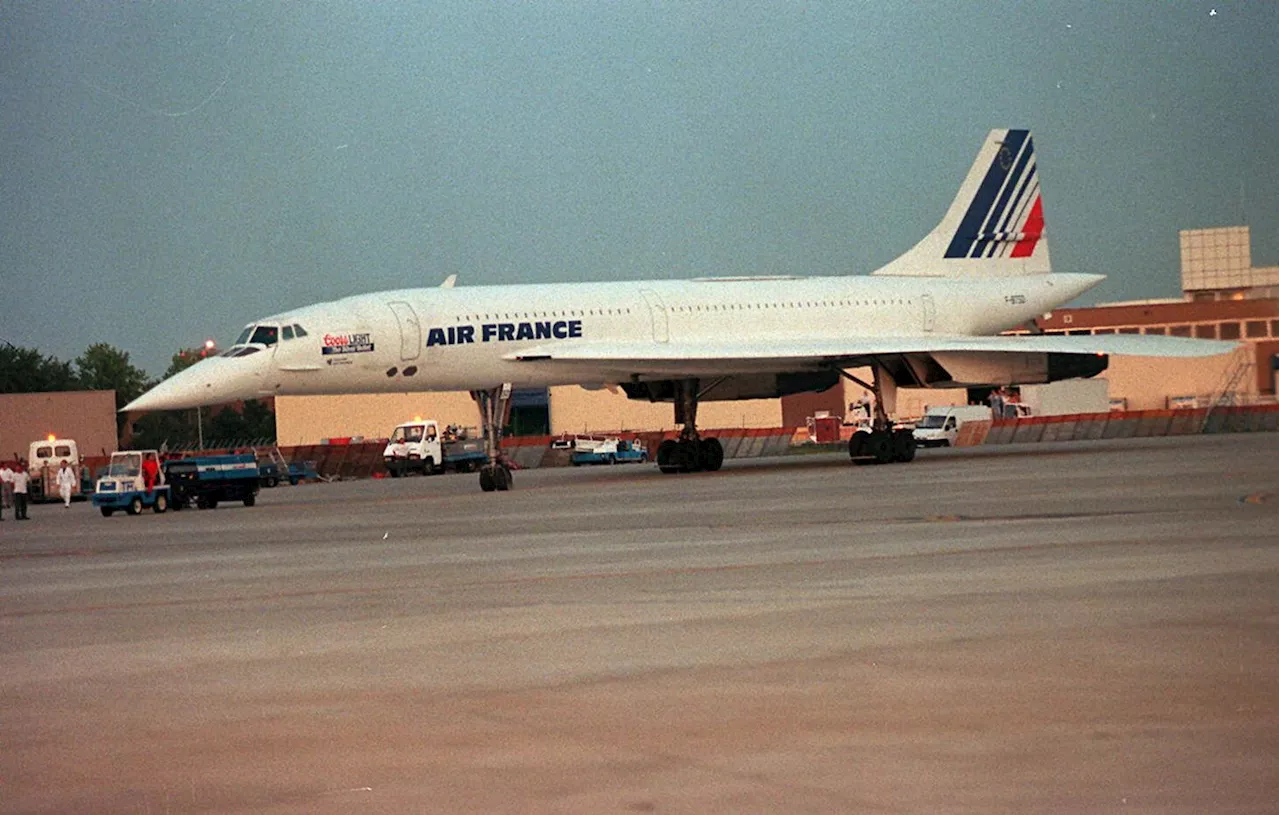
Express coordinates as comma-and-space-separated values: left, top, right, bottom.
0, 341, 275, 450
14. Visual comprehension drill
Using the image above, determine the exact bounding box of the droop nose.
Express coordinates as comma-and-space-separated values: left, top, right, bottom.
122, 354, 269, 412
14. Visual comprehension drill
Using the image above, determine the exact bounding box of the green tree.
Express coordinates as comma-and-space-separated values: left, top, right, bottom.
163, 344, 218, 379
0, 343, 82, 393
75, 343, 153, 410
206, 400, 276, 446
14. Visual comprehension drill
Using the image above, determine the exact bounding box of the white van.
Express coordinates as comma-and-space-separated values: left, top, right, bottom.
912, 406, 992, 448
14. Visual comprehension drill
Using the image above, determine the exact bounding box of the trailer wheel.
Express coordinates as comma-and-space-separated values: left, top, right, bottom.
243, 494, 256, 507
127, 496, 143, 516
153, 493, 168, 513
100, 507, 114, 517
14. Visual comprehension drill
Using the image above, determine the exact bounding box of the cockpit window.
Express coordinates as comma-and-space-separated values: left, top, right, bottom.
293, 324, 308, 337
236, 327, 253, 345
282, 325, 295, 341
234, 346, 261, 357
250, 325, 279, 346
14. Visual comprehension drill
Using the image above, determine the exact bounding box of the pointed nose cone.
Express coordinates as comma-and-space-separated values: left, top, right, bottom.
123, 355, 268, 412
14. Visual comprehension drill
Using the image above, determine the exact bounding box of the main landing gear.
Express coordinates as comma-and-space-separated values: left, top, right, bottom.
656, 379, 724, 474
841, 366, 917, 466
472, 384, 514, 492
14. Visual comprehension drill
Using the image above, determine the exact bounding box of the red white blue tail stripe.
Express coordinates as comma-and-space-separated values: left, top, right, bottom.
943, 129, 1044, 260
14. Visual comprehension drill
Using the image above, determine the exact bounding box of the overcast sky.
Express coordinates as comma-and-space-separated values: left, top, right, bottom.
2, 2, 1276, 377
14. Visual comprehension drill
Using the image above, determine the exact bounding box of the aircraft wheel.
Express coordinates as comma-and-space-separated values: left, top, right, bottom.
153, 493, 168, 514
699, 438, 724, 472
495, 465, 512, 491
893, 430, 917, 463
479, 467, 496, 492
867, 431, 894, 464
100, 507, 114, 518
657, 440, 680, 474
849, 433, 872, 465
127, 496, 143, 516
675, 440, 700, 473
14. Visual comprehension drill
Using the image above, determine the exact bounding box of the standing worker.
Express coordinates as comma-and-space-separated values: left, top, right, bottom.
142, 453, 160, 494
56, 459, 77, 508
0, 461, 12, 521
11, 463, 30, 521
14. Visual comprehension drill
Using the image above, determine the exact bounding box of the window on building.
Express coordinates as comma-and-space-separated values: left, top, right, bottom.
1068, 329, 1090, 336
1271, 319, 1278, 337
1194, 324, 1217, 339
1169, 325, 1191, 337
1092, 328, 1116, 335
1118, 327, 1140, 334
1143, 326, 1168, 335
1246, 320, 1268, 338
1218, 322, 1241, 340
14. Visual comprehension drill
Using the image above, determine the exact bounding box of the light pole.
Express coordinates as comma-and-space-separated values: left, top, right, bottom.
195, 339, 216, 451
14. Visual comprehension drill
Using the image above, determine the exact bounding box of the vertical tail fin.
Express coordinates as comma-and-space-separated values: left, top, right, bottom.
872, 128, 1051, 278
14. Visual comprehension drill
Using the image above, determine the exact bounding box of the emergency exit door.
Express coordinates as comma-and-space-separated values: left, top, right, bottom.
388, 301, 421, 361
921, 293, 936, 333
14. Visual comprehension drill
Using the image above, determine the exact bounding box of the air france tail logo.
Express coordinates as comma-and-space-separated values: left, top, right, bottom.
426, 319, 583, 347
945, 129, 1044, 260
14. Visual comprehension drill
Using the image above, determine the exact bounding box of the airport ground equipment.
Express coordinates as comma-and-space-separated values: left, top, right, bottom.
570, 438, 648, 466
913, 405, 994, 448
163, 454, 260, 509
92, 450, 170, 517
25, 437, 86, 503
382, 419, 488, 477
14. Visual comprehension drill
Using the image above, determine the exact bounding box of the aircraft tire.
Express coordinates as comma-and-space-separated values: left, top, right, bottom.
866, 432, 893, 465
657, 440, 681, 474
495, 465, 513, 491
699, 438, 724, 472
479, 466, 497, 492
892, 430, 917, 463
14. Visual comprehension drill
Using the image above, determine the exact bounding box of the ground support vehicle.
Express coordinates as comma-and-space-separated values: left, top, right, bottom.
26, 437, 84, 503
912, 405, 994, 448
383, 420, 488, 476
163, 454, 260, 509
92, 451, 170, 517
570, 438, 648, 466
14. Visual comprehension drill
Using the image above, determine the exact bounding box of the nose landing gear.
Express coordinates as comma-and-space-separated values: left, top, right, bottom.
472, 384, 514, 492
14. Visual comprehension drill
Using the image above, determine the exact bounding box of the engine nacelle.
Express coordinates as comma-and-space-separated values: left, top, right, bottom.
928, 351, 1107, 387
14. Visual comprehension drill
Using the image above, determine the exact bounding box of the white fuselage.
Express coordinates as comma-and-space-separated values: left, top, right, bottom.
272, 274, 1092, 392
130, 272, 1100, 411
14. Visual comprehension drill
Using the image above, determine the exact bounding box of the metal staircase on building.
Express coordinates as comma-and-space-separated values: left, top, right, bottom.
1200, 348, 1255, 432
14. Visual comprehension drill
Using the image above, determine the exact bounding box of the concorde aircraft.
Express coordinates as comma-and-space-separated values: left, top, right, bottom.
124, 129, 1235, 491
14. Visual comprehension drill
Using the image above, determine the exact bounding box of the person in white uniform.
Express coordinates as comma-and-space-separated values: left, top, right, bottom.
56, 460, 77, 508
0, 462, 12, 521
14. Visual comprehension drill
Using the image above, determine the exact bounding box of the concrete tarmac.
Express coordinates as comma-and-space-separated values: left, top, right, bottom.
1, 434, 1275, 814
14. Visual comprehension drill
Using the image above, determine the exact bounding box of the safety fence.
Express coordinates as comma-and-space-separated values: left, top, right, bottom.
962, 404, 1278, 447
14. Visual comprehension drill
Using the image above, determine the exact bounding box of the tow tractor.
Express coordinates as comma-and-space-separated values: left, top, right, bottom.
92, 451, 170, 517
570, 437, 649, 466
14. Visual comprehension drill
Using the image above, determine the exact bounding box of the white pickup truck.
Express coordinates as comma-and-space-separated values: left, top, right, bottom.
382, 420, 487, 476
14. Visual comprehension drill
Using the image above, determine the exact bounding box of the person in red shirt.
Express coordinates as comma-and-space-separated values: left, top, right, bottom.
142, 454, 160, 494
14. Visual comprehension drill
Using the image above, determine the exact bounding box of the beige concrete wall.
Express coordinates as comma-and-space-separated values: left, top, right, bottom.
275, 393, 479, 445
1107, 349, 1254, 410
549, 386, 782, 434
0, 391, 119, 461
